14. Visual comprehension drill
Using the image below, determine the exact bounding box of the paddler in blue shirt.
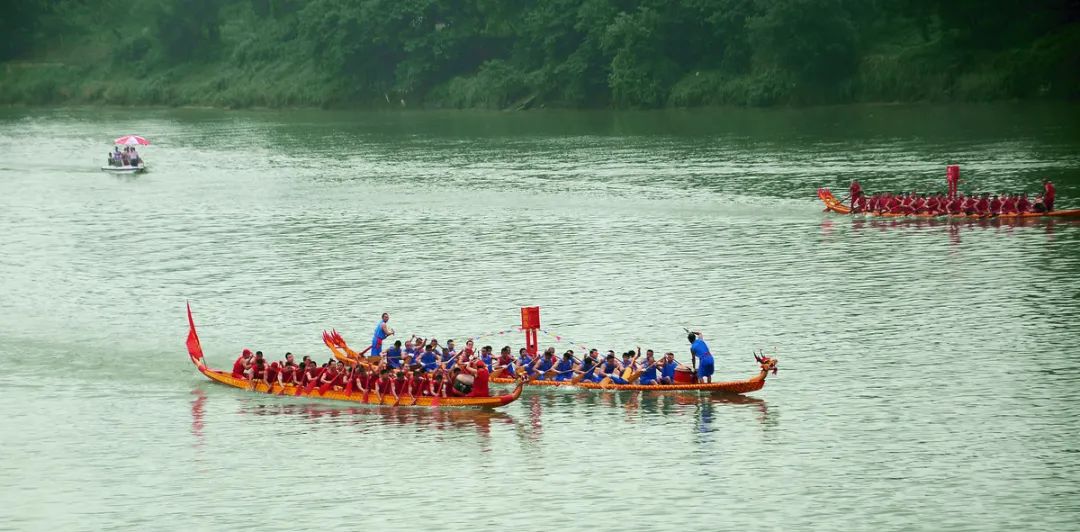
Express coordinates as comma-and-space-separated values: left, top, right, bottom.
638, 349, 660, 385
688, 331, 714, 383
535, 348, 557, 380
385, 340, 404, 369
658, 352, 678, 384
371, 313, 394, 357
418, 343, 439, 371
479, 345, 494, 371
516, 348, 537, 379
599, 354, 628, 384
552, 351, 577, 381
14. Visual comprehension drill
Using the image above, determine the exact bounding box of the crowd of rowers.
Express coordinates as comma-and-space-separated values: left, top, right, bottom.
230, 337, 695, 399
850, 191, 1057, 215
848, 179, 1057, 215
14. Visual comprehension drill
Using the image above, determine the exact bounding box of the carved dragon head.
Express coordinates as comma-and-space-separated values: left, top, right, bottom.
754, 350, 779, 375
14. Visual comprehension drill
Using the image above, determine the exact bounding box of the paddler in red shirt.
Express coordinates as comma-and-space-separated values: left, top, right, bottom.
1000, 194, 1017, 215
265, 360, 282, 388
460, 359, 491, 397
989, 194, 1003, 215
848, 180, 863, 206
1016, 194, 1031, 213
248, 352, 267, 381
1044, 180, 1056, 211
974, 194, 991, 216
231, 349, 253, 378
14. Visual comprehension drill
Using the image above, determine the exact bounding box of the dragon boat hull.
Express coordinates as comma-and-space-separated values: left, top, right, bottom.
818, 188, 1080, 219
486, 372, 769, 393
186, 306, 523, 409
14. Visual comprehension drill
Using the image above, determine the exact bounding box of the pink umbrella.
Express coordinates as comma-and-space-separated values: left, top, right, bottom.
114, 135, 150, 146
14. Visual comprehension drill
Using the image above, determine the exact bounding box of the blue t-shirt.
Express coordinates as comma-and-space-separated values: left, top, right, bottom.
640, 362, 658, 381
660, 361, 677, 379
385, 347, 402, 368
691, 339, 712, 360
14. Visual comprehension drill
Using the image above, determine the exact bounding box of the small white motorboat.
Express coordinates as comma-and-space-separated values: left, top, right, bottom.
100, 163, 147, 174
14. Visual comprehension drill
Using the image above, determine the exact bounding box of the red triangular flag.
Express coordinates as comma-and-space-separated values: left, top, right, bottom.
185, 303, 203, 363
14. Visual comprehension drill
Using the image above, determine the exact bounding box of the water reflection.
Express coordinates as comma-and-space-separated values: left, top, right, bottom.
206, 392, 517, 437
190, 389, 206, 447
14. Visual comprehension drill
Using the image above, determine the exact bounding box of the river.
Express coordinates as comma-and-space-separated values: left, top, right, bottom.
1, 104, 1079, 531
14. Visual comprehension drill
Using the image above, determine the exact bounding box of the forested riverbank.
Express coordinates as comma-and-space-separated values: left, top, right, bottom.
3, 0, 1078, 109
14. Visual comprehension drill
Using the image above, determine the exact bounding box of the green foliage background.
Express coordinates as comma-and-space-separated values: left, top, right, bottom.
2, 0, 1078, 108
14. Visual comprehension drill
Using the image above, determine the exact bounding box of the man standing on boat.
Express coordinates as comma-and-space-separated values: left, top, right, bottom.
688, 331, 714, 383
1044, 180, 1056, 212
371, 313, 395, 357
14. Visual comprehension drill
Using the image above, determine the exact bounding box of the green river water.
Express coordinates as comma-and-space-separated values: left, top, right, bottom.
1, 104, 1079, 531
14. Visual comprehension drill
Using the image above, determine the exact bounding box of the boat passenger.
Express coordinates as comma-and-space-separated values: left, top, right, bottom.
638, 350, 660, 385
552, 351, 576, 381
232, 349, 253, 378
385, 340, 403, 369
318, 362, 340, 391
535, 348, 557, 380
371, 312, 394, 357
266, 360, 282, 387
974, 194, 991, 216
430, 372, 448, 397
418, 344, 439, 371
493, 346, 515, 377
479, 345, 493, 370
577, 349, 602, 382
247, 351, 266, 380
1044, 180, 1056, 212
599, 354, 628, 385
658, 352, 678, 384
621, 351, 638, 375
459, 360, 491, 397
849, 180, 862, 205
461, 339, 475, 360
516, 348, 536, 379
961, 195, 975, 215
989, 195, 1002, 215
912, 194, 928, 213
129, 148, 140, 166
1016, 194, 1031, 213
1001, 194, 1017, 215
281, 355, 298, 386
689, 332, 715, 383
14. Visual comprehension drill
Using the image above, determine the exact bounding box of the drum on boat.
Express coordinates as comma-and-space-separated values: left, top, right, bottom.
674, 367, 696, 384
453, 373, 474, 395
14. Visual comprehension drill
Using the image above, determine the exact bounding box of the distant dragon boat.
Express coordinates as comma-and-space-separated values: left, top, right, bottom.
818, 188, 1080, 219
324, 306, 778, 395
186, 304, 523, 409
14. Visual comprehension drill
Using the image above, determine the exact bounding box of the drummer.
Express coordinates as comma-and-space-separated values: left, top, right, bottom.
459, 359, 490, 397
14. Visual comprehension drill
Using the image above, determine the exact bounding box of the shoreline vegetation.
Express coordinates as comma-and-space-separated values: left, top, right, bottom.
2, 1, 1078, 110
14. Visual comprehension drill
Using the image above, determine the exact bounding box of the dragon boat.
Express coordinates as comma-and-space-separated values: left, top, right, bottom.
185, 305, 523, 409
323, 327, 777, 395
818, 188, 1080, 219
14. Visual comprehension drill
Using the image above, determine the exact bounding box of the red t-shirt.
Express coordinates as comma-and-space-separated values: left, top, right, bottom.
1045, 183, 1055, 202
231, 357, 247, 378
471, 367, 490, 397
